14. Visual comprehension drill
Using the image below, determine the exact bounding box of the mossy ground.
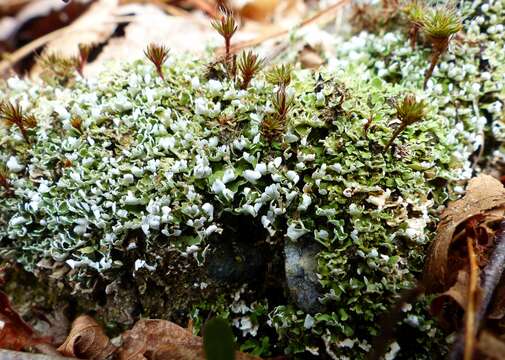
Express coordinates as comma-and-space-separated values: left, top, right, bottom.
1, 0, 505, 358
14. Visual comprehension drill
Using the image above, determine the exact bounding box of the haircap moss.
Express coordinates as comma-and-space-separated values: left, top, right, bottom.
144, 43, 170, 80
237, 51, 263, 90
421, 5, 462, 88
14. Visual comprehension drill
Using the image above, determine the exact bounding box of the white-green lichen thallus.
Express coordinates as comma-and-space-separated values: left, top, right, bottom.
0, 0, 504, 358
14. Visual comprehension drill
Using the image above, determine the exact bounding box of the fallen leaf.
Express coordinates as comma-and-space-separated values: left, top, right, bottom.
431, 270, 468, 328
238, 0, 280, 22
0, 290, 52, 351
478, 331, 505, 359
151, 343, 206, 360
57, 315, 117, 359
83, 4, 217, 78
298, 45, 324, 69
424, 175, 505, 292
118, 319, 261, 360
118, 319, 204, 360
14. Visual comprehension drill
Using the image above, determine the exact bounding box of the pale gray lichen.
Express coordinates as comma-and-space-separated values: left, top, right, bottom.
1, 0, 505, 358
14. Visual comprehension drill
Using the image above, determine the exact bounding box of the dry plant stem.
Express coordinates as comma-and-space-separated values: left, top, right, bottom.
449, 221, 505, 360
228, 0, 350, 53
409, 24, 419, 49
424, 37, 449, 89
464, 236, 479, 360
0, 17, 133, 75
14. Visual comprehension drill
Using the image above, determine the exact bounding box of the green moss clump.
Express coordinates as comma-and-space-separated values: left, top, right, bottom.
1, 0, 504, 357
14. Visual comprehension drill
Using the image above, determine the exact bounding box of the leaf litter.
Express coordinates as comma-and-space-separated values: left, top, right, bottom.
424, 175, 505, 359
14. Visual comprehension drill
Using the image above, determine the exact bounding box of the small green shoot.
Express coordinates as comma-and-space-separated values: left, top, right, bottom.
384, 94, 427, 150
266, 64, 292, 88
211, 9, 238, 70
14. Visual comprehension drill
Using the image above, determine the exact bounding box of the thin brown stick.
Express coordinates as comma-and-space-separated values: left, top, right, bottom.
183, 0, 219, 18
227, 0, 350, 53
383, 124, 405, 151
449, 221, 505, 360
423, 49, 442, 89
464, 235, 478, 360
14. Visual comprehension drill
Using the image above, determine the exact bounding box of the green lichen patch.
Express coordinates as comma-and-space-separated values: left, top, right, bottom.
1, 0, 504, 358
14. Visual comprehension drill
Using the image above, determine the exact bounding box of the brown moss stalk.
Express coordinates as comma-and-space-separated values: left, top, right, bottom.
144, 44, 170, 80
237, 51, 263, 89
0, 165, 12, 195
77, 43, 93, 76
211, 9, 238, 77
0, 101, 36, 144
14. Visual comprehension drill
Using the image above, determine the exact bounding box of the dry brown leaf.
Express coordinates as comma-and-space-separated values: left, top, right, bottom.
118, 319, 204, 360
424, 175, 505, 292
151, 343, 206, 360
478, 331, 505, 359
0, 290, 52, 351
299, 46, 324, 69
0, 0, 90, 43
238, 0, 280, 22
431, 270, 468, 322
118, 319, 260, 360
27, 0, 120, 79
41, 0, 119, 55
57, 315, 116, 359
83, 4, 217, 77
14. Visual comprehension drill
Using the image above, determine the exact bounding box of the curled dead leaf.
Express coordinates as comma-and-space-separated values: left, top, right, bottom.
57, 315, 116, 359
0, 290, 52, 351
424, 175, 505, 292
431, 270, 469, 327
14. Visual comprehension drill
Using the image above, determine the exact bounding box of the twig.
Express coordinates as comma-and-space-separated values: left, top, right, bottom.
184, 0, 219, 18
449, 220, 505, 360
0, 17, 140, 76
227, 0, 350, 54
464, 233, 479, 360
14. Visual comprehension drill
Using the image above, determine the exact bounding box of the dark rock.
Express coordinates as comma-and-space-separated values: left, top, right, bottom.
284, 239, 325, 314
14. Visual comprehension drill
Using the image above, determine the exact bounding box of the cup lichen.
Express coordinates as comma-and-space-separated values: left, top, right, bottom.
0, 0, 504, 358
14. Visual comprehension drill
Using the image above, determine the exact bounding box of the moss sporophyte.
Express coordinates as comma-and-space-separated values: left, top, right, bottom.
0, 0, 504, 358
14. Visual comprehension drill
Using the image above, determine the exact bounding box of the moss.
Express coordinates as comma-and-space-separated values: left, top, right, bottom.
1, 0, 505, 358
